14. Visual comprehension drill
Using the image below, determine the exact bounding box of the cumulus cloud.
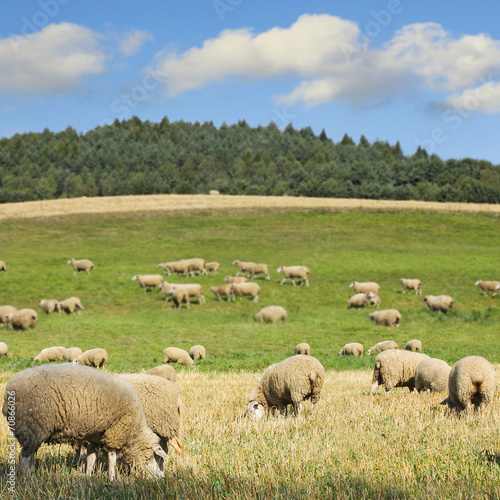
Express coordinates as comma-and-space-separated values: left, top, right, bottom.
119, 29, 153, 56
0, 23, 106, 95
443, 81, 500, 113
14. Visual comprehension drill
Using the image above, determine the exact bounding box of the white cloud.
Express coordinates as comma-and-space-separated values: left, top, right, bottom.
444, 81, 500, 113
0, 23, 106, 95
119, 29, 153, 56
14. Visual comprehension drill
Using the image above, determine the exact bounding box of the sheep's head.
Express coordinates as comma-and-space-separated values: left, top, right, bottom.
349, 282, 355, 288
246, 401, 265, 420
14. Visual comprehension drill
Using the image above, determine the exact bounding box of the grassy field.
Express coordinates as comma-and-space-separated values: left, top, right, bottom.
0, 199, 499, 498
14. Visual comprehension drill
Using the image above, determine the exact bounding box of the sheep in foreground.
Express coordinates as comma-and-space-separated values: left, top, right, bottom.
441, 356, 495, 412
474, 280, 500, 298
147, 365, 176, 383
0, 342, 8, 357
34, 346, 65, 363
295, 343, 310, 355
404, 339, 422, 352
370, 349, 430, 395
38, 299, 61, 315
189, 345, 206, 361
246, 355, 325, 419
62, 347, 82, 362
232, 260, 256, 277
132, 274, 164, 292
163, 347, 194, 367
244, 263, 270, 281
67, 258, 93, 275
423, 295, 454, 313
74, 348, 108, 369
0, 306, 17, 324
230, 282, 260, 303
399, 278, 422, 295
369, 309, 402, 327
205, 262, 220, 274
5, 309, 38, 330
169, 289, 190, 309
415, 358, 451, 393
347, 292, 380, 309
2, 364, 167, 480
59, 297, 84, 315
339, 343, 364, 356
255, 305, 287, 323
0, 261, 6, 271
224, 276, 248, 284
277, 266, 309, 286
209, 284, 233, 302
349, 281, 381, 295
367, 340, 397, 355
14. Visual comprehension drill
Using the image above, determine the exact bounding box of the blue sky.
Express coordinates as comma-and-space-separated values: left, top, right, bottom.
1, 0, 500, 163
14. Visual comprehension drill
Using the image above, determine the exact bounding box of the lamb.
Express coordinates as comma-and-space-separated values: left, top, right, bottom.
59, 297, 84, 315
339, 343, 364, 356
169, 288, 190, 309
2, 364, 167, 480
163, 260, 191, 277
205, 262, 220, 274
5, 309, 38, 330
369, 309, 402, 327
367, 340, 397, 355
347, 292, 380, 309
38, 299, 61, 315
255, 305, 287, 323
370, 349, 430, 395
440, 356, 495, 412
295, 343, 311, 355
0, 261, 6, 271
62, 347, 82, 362
0, 306, 17, 324
74, 348, 108, 368
185, 258, 207, 276
415, 358, 451, 393
67, 258, 93, 275
147, 365, 177, 383
189, 345, 206, 361
163, 347, 194, 367
399, 279, 422, 295
244, 263, 270, 281
230, 282, 260, 303
0, 342, 8, 356
474, 280, 500, 298
404, 339, 422, 352
246, 355, 325, 419
209, 284, 233, 301
232, 260, 256, 277
423, 295, 454, 313
349, 281, 381, 295
224, 276, 248, 284
132, 274, 164, 292
34, 346, 66, 362
277, 266, 310, 286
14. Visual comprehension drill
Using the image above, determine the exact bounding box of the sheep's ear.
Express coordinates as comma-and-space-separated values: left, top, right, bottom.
153, 444, 168, 460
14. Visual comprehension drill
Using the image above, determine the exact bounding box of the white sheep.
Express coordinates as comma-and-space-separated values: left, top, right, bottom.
277, 266, 310, 286
404, 339, 422, 352
474, 280, 500, 298
0, 306, 17, 324
440, 356, 495, 412
370, 349, 430, 395
38, 299, 61, 315
230, 282, 260, 303
74, 348, 108, 368
34, 346, 66, 362
367, 340, 397, 355
369, 309, 402, 327
163, 347, 194, 367
244, 263, 270, 281
170, 284, 205, 305
349, 281, 381, 295
0, 261, 6, 272
132, 274, 164, 292
67, 258, 93, 275
59, 297, 84, 315
209, 190, 220, 195
224, 276, 248, 284
1, 364, 167, 480
169, 288, 190, 309
185, 258, 207, 276
232, 260, 256, 277
146, 365, 176, 383
209, 284, 233, 302
295, 343, 311, 355
0, 342, 8, 357
62, 347, 82, 362
347, 292, 380, 309
5, 309, 38, 330
205, 262, 220, 274
255, 306, 287, 323
246, 355, 325, 419
399, 279, 422, 295
423, 295, 454, 313
163, 260, 191, 277
189, 345, 206, 361
339, 343, 364, 356
415, 358, 451, 393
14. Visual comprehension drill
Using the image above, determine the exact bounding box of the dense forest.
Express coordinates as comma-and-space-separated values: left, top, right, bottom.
0, 116, 499, 204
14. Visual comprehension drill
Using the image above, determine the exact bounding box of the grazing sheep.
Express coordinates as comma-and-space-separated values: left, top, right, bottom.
474, 280, 500, 298
0, 261, 6, 272
205, 262, 220, 274
209, 190, 220, 195
294, 343, 311, 355
74, 348, 108, 369
246, 355, 325, 419
230, 282, 260, 303
169, 288, 190, 309
415, 358, 451, 393
132, 274, 164, 292
163, 347, 194, 367
0, 342, 8, 356
171, 284, 205, 305
441, 356, 495, 412
185, 258, 207, 276
347, 292, 380, 309
209, 284, 233, 302
367, 340, 397, 356
34, 346, 66, 363
404, 339, 422, 352
423, 295, 454, 313
370, 349, 430, 395
2, 364, 167, 480
59, 297, 84, 315
277, 266, 310, 286
399, 279, 422, 295
224, 276, 248, 284
369, 309, 402, 327
62, 347, 82, 362
38, 299, 61, 315
0, 306, 17, 324
67, 258, 93, 275
255, 306, 287, 323
163, 260, 191, 277
339, 343, 364, 356
5, 309, 38, 330
147, 365, 177, 383
368, 293, 381, 308
349, 281, 381, 295
244, 263, 270, 281
232, 260, 256, 277
189, 345, 206, 361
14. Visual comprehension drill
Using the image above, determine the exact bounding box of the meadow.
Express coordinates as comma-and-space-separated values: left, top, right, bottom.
0, 197, 499, 498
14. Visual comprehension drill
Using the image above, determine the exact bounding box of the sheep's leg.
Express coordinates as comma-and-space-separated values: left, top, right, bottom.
292, 401, 302, 416
279, 278, 286, 285
292, 279, 296, 286
107, 450, 117, 481
305, 278, 309, 287
86, 443, 97, 475
493, 290, 498, 298
19, 448, 35, 472
253, 295, 259, 303
278, 403, 286, 416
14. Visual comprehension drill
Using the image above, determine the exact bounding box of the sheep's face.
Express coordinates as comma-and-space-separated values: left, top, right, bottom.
246, 401, 265, 420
